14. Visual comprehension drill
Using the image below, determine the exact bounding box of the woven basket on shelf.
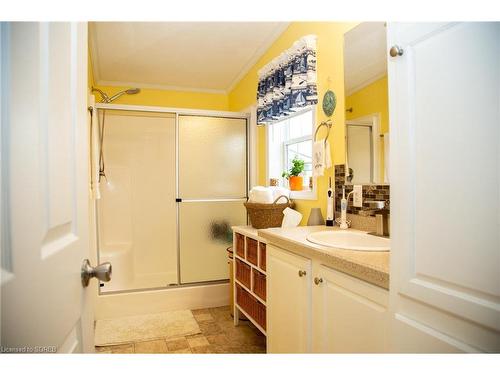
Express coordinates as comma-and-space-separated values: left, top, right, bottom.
244, 195, 294, 229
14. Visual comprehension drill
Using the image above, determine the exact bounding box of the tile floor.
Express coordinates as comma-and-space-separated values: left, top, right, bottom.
95, 306, 266, 354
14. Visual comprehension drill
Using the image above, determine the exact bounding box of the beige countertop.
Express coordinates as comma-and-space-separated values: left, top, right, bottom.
257, 225, 390, 290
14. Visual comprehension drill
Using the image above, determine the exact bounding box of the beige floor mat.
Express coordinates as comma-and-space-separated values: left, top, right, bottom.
95, 310, 201, 347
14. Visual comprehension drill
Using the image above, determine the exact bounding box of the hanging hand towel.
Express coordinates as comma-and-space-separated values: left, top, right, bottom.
325, 141, 332, 169
312, 141, 332, 177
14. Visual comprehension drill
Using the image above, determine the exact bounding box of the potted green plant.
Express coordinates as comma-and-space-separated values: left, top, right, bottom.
282, 157, 305, 191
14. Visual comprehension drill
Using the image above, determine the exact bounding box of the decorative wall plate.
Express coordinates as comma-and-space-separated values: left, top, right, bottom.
322, 90, 336, 117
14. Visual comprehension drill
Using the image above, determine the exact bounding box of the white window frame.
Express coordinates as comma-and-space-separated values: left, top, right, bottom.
266, 107, 317, 200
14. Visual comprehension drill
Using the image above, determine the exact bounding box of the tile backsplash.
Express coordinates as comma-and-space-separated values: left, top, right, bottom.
334, 164, 390, 216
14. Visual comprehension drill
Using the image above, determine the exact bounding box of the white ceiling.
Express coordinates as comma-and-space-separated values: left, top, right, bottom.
344, 22, 387, 96
89, 22, 289, 94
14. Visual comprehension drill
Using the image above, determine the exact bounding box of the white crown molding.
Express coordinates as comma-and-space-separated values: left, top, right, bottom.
90, 22, 290, 95
95, 80, 227, 95
346, 72, 387, 97
225, 22, 290, 94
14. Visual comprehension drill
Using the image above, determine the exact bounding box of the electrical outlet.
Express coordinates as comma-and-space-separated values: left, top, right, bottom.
353, 185, 363, 207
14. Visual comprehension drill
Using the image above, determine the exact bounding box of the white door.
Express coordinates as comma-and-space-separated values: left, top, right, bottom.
388, 22, 500, 352
312, 265, 388, 353
1, 22, 94, 353
267, 246, 312, 353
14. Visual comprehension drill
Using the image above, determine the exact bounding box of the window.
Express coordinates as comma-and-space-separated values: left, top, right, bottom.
267, 108, 316, 199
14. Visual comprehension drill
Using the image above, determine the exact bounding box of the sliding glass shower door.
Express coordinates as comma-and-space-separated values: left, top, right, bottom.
96, 110, 247, 292
178, 115, 248, 284
97, 110, 177, 292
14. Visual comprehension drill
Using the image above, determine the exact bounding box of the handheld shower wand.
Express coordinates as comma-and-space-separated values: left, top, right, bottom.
90, 87, 141, 183
108, 88, 141, 102
91, 87, 141, 103
91, 87, 111, 103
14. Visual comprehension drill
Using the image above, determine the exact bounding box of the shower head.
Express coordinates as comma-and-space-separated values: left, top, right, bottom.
108, 87, 141, 103
91, 87, 141, 103
124, 88, 141, 95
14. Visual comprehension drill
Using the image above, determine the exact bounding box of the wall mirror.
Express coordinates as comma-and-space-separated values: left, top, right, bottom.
343, 22, 389, 185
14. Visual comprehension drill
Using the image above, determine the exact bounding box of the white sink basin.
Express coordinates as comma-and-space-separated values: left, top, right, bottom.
306, 230, 390, 251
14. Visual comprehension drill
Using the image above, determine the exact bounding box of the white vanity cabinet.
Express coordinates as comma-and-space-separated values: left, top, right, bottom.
267, 244, 389, 353
312, 265, 388, 353
267, 245, 312, 353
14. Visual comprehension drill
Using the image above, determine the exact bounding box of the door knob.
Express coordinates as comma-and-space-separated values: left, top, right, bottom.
298, 270, 307, 277
81, 259, 112, 287
389, 45, 404, 57
314, 277, 323, 285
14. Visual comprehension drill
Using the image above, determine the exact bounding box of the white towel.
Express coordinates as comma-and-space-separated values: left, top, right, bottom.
326, 142, 332, 169
248, 186, 274, 204
270, 186, 290, 203
312, 141, 332, 177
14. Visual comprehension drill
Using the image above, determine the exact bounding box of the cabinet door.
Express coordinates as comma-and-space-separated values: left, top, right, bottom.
388, 22, 500, 352
267, 245, 312, 353
313, 265, 389, 353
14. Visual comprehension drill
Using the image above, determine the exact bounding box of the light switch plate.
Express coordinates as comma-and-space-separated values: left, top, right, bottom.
353, 185, 363, 207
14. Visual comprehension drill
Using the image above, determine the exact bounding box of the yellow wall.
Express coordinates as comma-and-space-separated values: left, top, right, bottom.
91, 85, 229, 111
346, 75, 388, 132
228, 22, 358, 224
346, 76, 389, 181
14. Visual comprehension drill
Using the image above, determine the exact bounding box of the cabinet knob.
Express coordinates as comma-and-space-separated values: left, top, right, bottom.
314, 277, 323, 285
389, 45, 404, 57
298, 270, 307, 277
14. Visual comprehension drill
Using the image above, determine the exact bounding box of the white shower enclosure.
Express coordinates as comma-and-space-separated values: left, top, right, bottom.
94, 105, 248, 294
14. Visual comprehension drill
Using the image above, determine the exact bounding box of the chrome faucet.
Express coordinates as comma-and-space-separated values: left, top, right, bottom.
359, 200, 390, 237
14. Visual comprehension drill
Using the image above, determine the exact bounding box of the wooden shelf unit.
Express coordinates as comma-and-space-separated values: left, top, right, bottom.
232, 226, 267, 336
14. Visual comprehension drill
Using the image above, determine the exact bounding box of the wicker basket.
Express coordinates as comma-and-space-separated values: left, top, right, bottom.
244, 195, 294, 229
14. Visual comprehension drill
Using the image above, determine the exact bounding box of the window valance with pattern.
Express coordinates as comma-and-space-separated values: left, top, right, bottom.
257, 35, 317, 125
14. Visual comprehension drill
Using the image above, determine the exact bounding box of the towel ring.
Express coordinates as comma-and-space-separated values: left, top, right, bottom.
314, 120, 333, 145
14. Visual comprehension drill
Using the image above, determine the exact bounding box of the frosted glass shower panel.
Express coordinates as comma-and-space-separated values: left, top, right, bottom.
97, 110, 177, 292
178, 116, 247, 199
179, 201, 247, 284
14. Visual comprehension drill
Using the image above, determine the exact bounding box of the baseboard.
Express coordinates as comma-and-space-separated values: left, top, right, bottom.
95, 282, 230, 320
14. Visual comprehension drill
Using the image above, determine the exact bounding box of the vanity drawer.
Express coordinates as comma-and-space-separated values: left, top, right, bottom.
235, 233, 245, 258
235, 258, 251, 289
252, 268, 266, 301
259, 242, 266, 271
246, 238, 258, 266
254, 298, 266, 330
236, 284, 266, 330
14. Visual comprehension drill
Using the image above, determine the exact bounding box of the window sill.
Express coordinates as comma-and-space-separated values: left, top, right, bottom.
290, 189, 317, 201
